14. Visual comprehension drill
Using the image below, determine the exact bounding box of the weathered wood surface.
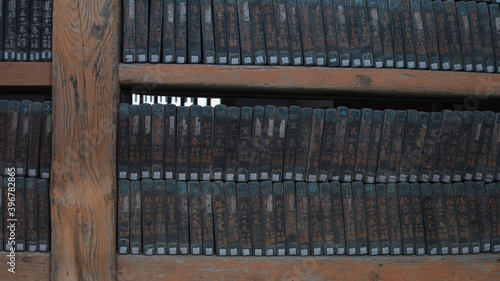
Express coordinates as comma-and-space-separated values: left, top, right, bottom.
51, 0, 119, 278
0, 62, 52, 86
0, 253, 50, 281
119, 64, 500, 97
117, 254, 500, 280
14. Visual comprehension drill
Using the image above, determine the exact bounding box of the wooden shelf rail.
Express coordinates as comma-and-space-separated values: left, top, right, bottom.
119, 64, 500, 97
0, 252, 50, 281
117, 253, 500, 281
0, 62, 52, 87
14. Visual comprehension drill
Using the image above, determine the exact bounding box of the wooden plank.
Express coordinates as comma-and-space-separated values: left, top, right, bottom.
0, 253, 50, 281
119, 64, 500, 97
117, 254, 500, 280
51, 0, 119, 279
0, 62, 52, 86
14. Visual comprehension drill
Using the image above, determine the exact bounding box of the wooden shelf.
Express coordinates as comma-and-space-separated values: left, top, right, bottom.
0, 252, 50, 280
116, 254, 500, 280
7, 0, 496, 276
0, 62, 52, 86
119, 64, 500, 98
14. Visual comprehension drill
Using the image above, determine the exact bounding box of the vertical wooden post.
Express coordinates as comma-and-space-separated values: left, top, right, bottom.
51, 0, 119, 279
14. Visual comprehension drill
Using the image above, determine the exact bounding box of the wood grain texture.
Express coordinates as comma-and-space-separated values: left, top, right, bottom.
119, 64, 500, 97
0, 253, 50, 281
0, 62, 52, 86
117, 254, 500, 281
51, 0, 119, 279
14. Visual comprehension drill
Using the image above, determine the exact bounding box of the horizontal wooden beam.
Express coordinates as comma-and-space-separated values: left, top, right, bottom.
0, 252, 50, 280
0, 62, 52, 86
116, 254, 500, 280
119, 64, 500, 98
